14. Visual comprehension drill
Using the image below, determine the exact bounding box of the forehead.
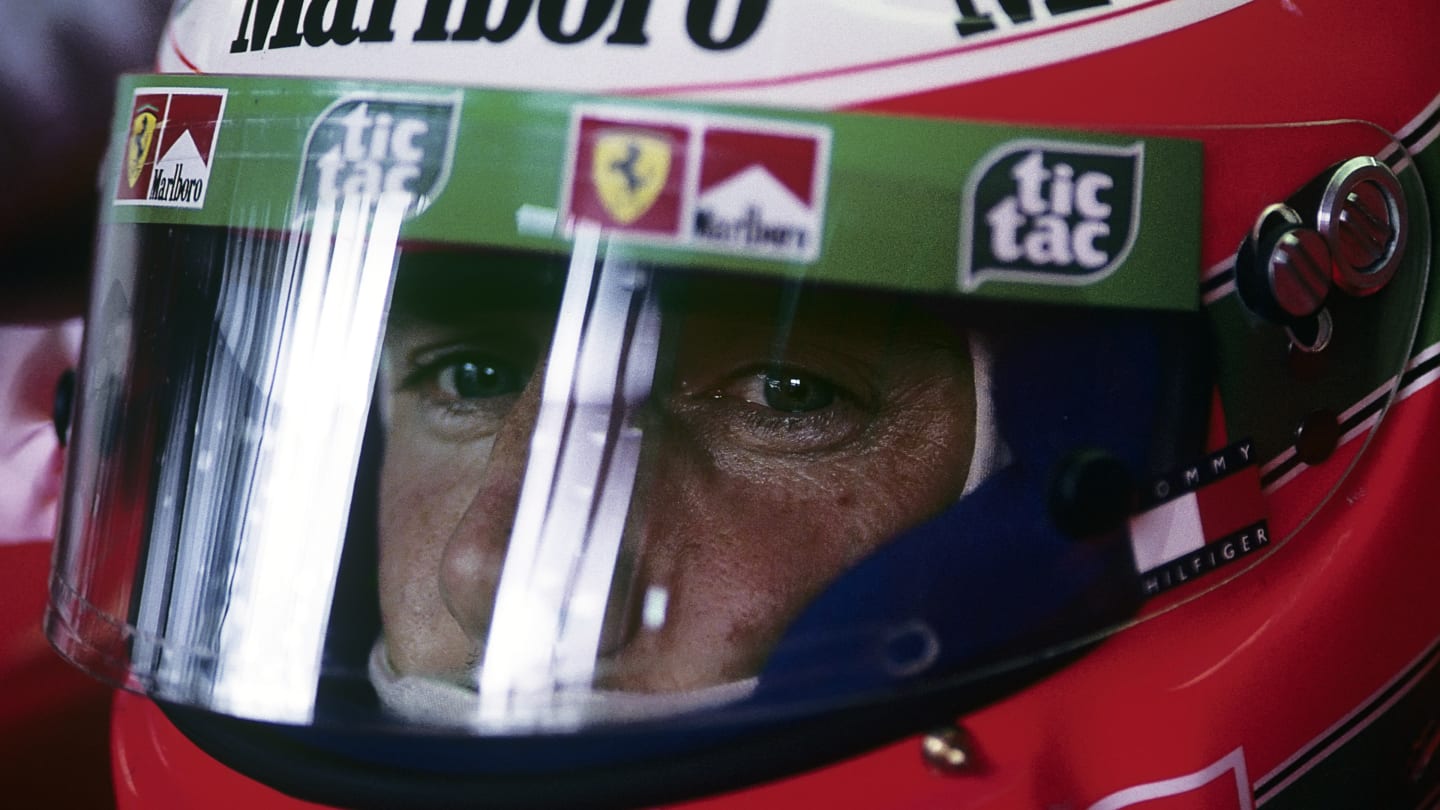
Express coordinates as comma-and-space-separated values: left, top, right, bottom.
387, 249, 962, 343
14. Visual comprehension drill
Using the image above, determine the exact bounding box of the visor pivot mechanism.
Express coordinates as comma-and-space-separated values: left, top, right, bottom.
1235, 204, 1333, 327
1315, 157, 1408, 297
1234, 158, 1408, 348
1048, 449, 1136, 541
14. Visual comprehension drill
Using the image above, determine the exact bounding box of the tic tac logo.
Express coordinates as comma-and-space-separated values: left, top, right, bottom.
295, 94, 460, 218
960, 139, 1141, 291
115, 88, 227, 209
563, 108, 829, 263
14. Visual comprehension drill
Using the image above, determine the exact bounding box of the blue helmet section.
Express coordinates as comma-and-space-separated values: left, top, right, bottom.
758, 311, 1206, 702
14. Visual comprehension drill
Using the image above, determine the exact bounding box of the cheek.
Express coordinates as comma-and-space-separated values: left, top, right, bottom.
630, 467, 829, 685
376, 422, 492, 674
630, 391, 973, 685
864, 372, 977, 522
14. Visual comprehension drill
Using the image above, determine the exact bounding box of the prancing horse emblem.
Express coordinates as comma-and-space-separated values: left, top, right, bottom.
592, 130, 672, 225
126, 105, 161, 190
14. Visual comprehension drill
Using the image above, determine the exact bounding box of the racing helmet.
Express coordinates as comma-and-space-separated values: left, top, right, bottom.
46, 1, 1440, 807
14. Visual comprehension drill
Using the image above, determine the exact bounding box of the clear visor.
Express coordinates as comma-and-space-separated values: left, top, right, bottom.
48, 76, 1430, 737
375, 243, 991, 728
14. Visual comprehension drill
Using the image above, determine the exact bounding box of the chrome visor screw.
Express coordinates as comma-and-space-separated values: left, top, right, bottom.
1267, 226, 1333, 319
1337, 180, 1394, 269
922, 724, 978, 775
1317, 157, 1408, 297
1235, 204, 1334, 325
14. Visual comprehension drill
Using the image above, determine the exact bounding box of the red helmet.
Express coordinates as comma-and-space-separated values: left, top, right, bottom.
48, 1, 1440, 807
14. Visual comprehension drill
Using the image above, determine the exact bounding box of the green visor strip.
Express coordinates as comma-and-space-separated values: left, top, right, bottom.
108, 73, 1202, 311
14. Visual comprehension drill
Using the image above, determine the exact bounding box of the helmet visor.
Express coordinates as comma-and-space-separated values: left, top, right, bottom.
48, 74, 1429, 734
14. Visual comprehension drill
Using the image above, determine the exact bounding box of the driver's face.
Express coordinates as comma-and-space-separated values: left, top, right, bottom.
376, 263, 977, 695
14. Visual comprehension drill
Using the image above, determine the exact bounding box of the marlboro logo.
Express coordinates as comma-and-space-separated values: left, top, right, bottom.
115, 88, 227, 209
1128, 441, 1270, 597
691, 124, 827, 262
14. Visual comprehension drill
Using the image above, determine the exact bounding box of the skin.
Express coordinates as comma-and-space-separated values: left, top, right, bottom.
376, 266, 977, 697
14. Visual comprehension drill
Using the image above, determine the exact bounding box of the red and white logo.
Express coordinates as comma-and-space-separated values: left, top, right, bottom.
566, 112, 691, 238
1089, 747, 1254, 809
116, 88, 227, 209
562, 108, 829, 263
1128, 441, 1269, 596
692, 124, 827, 262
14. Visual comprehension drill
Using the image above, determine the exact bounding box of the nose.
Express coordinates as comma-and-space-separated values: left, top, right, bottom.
437, 367, 544, 643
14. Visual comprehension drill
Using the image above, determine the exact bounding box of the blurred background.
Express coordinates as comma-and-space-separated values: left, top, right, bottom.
0, 1, 168, 805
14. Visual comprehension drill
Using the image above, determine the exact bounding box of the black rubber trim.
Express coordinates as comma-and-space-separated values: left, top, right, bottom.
162, 649, 1085, 810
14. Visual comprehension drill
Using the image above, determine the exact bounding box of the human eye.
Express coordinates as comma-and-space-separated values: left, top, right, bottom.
426, 354, 527, 402
679, 361, 874, 456
732, 364, 837, 414
397, 344, 535, 439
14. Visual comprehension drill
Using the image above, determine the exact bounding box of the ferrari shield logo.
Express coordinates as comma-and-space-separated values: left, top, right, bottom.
126, 106, 160, 190
591, 131, 672, 225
